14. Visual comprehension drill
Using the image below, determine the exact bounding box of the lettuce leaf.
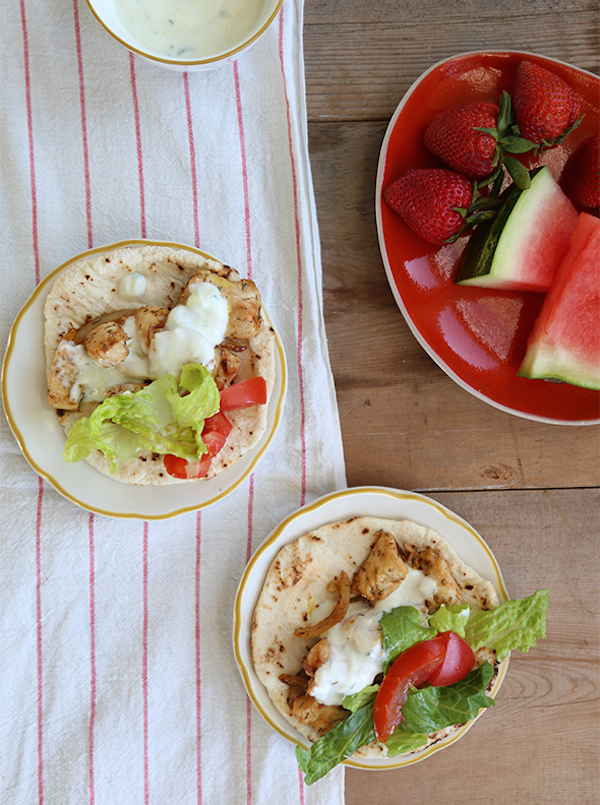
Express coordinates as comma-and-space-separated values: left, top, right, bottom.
63, 364, 220, 472
380, 606, 436, 668
430, 603, 471, 637
342, 685, 379, 713
385, 663, 495, 756
296, 592, 548, 784
296, 702, 376, 786
296, 664, 496, 782
464, 590, 549, 660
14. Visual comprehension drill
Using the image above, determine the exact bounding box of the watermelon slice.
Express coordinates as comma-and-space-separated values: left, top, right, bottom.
456, 167, 579, 292
518, 212, 600, 390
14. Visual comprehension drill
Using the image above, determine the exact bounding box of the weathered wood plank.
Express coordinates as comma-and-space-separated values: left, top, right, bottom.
309, 119, 600, 492
303, 12, 599, 122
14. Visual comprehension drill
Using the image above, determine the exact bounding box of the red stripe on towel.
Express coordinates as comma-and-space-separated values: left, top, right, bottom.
142, 523, 150, 804
278, 6, 307, 507
129, 54, 147, 239
234, 61, 253, 281
22, 0, 44, 793
184, 73, 200, 249
35, 477, 44, 804
19, 0, 40, 286
195, 512, 203, 804
72, 0, 93, 248
88, 515, 96, 805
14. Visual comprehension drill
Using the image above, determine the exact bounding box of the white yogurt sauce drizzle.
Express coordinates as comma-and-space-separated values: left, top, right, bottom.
309, 569, 438, 706
61, 280, 228, 402
115, 0, 267, 59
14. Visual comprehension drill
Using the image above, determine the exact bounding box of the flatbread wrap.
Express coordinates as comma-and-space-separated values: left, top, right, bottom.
251, 516, 548, 783
44, 245, 275, 485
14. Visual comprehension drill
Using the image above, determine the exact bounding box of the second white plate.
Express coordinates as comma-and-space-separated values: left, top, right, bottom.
234, 486, 510, 770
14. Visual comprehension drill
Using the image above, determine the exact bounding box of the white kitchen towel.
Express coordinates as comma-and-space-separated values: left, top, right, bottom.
0, 1, 347, 803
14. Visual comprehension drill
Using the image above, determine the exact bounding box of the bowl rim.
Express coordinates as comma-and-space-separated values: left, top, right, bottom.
84, 0, 284, 67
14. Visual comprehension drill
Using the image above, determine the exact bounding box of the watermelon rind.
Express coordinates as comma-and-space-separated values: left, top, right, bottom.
518, 342, 600, 390
518, 212, 600, 391
456, 167, 577, 292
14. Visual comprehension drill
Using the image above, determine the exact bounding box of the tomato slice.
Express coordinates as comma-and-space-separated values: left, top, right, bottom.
163, 411, 233, 480
427, 631, 475, 687
219, 377, 267, 411
163, 453, 211, 480
373, 637, 446, 743
203, 410, 233, 438
202, 430, 228, 458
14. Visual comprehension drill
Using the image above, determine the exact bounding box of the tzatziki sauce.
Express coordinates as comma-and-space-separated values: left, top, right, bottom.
115, 0, 267, 59
309, 569, 438, 706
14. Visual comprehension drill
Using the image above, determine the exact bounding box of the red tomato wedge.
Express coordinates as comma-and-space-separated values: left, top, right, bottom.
427, 631, 475, 687
203, 410, 233, 438
164, 377, 267, 479
373, 631, 476, 743
202, 430, 228, 458
373, 637, 446, 743
219, 377, 267, 410
163, 453, 211, 480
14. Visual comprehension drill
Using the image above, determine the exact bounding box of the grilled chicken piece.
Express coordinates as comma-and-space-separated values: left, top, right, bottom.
405, 544, 463, 610
72, 310, 136, 345
212, 345, 241, 390
226, 279, 261, 339
134, 305, 168, 348
105, 382, 149, 397
290, 695, 347, 737
303, 639, 330, 678
83, 321, 129, 367
47, 340, 84, 411
352, 530, 408, 602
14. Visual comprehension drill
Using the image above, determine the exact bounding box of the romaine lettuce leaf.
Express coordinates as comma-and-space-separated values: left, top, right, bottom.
63, 364, 220, 472
380, 606, 437, 668
464, 590, 549, 660
342, 685, 379, 713
295, 702, 376, 786
385, 663, 495, 756
430, 602, 471, 637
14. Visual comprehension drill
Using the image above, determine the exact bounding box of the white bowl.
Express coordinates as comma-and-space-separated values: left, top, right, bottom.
86, 0, 283, 71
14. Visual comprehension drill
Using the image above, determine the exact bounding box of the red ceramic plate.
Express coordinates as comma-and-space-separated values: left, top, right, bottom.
375, 51, 600, 425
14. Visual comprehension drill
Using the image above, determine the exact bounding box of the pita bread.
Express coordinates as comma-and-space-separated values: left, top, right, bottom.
44, 245, 275, 485
251, 516, 499, 755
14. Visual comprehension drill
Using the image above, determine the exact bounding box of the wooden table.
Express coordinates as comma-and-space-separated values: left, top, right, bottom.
303, 2, 600, 802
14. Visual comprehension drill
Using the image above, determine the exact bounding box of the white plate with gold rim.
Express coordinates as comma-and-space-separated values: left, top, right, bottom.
1, 240, 287, 519
234, 486, 510, 770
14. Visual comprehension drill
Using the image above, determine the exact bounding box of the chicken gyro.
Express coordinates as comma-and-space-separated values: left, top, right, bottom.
251, 516, 548, 784
44, 245, 275, 485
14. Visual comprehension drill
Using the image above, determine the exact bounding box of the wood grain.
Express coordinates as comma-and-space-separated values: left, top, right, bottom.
303, 5, 599, 122
302, 1, 600, 800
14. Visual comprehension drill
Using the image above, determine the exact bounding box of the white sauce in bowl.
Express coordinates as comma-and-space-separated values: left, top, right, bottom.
115, 0, 267, 59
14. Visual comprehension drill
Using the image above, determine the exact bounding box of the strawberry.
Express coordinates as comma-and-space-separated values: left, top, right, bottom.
565, 134, 600, 209
383, 168, 498, 245
424, 102, 500, 179
423, 94, 539, 189
512, 61, 583, 146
